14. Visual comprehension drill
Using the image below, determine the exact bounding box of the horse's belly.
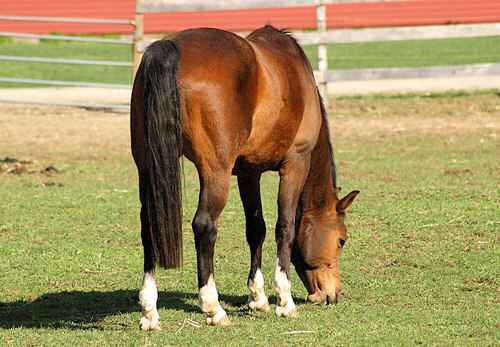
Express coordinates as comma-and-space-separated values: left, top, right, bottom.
232, 119, 299, 175
232, 151, 282, 175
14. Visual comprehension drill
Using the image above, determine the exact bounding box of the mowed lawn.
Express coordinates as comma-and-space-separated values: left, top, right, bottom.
0, 91, 498, 345
0, 36, 499, 87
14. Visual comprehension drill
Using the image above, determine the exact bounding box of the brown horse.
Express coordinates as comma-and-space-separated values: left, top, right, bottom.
130, 25, 359, 330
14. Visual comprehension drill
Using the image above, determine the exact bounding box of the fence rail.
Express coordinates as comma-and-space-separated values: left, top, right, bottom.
295, 22, 500, 45
0, 77, 130, 89
1, 1, 499, 110
132, 1, 500, 102
318, 63, 500, 82
0, 15, 133, 25
0, 15, 134, 109
0, 98, 130, 109
0, 55, 132, 67
0, 31, 132, 44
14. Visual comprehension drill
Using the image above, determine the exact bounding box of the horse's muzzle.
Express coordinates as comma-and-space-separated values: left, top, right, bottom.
326, 293, 338, 305
307, 291, 338, 305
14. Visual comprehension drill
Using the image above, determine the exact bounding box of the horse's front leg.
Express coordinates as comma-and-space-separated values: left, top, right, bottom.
274, 158, 310, 317
192, 170, 232, 325
237, 175, 270, 312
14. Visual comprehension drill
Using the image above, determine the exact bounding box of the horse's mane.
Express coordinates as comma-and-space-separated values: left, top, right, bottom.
317, 87, 337, 189
246, 25, 312, 71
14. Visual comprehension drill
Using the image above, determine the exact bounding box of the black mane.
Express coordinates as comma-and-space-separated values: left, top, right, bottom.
317, 88, 337, 189
246, 25, 311, 69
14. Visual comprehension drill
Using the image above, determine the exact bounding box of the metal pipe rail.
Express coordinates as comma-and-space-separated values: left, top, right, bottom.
0, 32, 132, 44
0, 55, 132, 67
0, 98, 129, 109
0, 77, 130, 89
0, 15, 134, 109
0, 15, 133, 25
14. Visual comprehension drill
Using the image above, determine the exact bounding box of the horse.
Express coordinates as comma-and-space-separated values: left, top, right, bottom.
130, 25, 359, 330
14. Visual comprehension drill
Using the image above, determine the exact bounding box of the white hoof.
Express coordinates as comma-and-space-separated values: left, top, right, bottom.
275, 305, 298, 317
139, 311, 162, 331
205, 309, 231, 325
248, 295, 270, 312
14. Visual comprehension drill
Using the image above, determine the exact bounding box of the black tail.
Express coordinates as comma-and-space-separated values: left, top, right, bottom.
141, 40, 183, 269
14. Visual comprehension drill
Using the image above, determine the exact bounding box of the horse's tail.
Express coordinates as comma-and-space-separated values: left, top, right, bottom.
141, 39, 183, 269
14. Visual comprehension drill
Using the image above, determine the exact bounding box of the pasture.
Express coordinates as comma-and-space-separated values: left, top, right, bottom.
1, 35, 499, 88
0, 90, 498, 345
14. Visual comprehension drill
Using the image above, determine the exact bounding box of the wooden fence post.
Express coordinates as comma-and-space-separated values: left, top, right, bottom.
316, 1, 328, 106
133, 3, 144, 78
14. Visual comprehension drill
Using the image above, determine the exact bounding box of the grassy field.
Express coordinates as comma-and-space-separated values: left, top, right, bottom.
0, 90, 498, 345
0, 36, 499, 87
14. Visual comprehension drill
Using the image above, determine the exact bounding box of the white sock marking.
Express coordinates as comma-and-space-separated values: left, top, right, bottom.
199, 274, 227, 324
273, 259, 296, 316
248, 269, 269, 310
139, 272, 160, 329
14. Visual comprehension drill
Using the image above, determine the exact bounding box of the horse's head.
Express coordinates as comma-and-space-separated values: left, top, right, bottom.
292, 188, 359, 305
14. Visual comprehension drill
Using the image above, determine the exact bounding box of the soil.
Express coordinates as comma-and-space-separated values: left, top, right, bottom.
0, 75, 498, 105
0, 82, 498, 165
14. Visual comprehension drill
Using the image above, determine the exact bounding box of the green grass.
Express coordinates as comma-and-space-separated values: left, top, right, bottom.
304, 36, 500, 70
0, 40, 133, 88
0, 91, 498, 345
0, 36, 499, 88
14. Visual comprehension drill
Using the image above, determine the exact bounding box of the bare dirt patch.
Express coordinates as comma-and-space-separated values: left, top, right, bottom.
328, 94, 500, 141
0, 102, 129, 162
0, 92, 498, 164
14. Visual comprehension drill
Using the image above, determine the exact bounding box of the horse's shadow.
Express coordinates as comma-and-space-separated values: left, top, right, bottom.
0, 290, 306, 329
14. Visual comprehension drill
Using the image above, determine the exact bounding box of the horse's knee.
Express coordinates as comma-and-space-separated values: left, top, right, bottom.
247, 216, 265, 235
275, 225, 295, 248
246, 218, 266, 248
192, 210, 216, 240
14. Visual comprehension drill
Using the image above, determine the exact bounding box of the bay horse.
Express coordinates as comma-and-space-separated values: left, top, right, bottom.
130, 25, 359, 330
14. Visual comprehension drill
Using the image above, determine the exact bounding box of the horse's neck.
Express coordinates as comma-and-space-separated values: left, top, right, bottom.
299, 121, 337, 215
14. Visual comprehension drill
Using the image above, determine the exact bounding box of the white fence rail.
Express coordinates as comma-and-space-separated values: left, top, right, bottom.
1, 1, 499, 109
0, 15, 134, 109
132, 1, 500, 103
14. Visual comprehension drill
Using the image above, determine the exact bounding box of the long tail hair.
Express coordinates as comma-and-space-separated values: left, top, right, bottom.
140, 39, 183, 269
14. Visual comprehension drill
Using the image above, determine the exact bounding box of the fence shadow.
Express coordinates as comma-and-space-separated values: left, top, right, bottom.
0, 289, 307, 329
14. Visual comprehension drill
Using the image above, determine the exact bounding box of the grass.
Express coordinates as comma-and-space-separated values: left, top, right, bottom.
0, 36, 499, 87
0, 40, 133, 88
303, 36, 500, 70
0, 90, 498, 345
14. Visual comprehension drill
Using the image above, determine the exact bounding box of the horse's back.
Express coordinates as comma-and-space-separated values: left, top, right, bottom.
166, 27, 322, 175
167, 28, 259, 171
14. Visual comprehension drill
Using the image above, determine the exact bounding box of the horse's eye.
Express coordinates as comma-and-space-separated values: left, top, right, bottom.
338, 238, 346, 247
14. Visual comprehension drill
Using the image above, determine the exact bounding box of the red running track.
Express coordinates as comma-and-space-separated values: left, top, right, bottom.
0, 0, 499, 34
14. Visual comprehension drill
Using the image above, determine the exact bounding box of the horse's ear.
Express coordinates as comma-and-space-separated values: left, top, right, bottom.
337, 190, 359, 213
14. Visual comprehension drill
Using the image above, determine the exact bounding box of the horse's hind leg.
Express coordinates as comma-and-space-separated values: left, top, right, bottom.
192, 168, 232, 325
237, 175, 270, 312
138, 174, 162, 331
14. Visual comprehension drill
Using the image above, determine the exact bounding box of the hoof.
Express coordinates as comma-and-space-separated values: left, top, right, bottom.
139, 318, 163, 331
206, 312, 231, 326
248, 297, 270, 312
275, 305, 298, 318
287, 308, 299, 318
256, 301, 271, 313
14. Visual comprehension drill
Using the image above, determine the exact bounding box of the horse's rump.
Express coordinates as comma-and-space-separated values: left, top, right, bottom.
164, 26, 321, 175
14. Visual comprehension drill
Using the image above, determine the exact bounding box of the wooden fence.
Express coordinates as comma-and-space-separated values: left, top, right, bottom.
133, 0, 500, 99
0, 0, 498, 109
